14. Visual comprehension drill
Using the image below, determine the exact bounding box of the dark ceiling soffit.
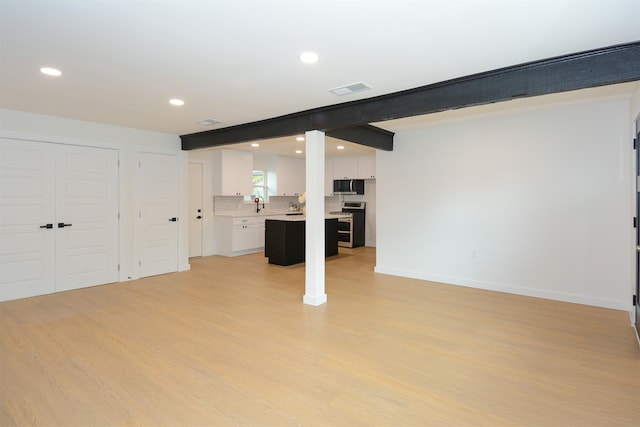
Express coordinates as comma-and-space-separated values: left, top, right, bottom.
181, 41, 640, 151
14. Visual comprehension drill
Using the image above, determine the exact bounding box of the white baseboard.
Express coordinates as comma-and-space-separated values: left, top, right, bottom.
373, 265, 627, 310
303, 293, 327, 306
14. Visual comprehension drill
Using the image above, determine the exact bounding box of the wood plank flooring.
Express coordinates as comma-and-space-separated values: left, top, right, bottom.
1, 248, 639, 426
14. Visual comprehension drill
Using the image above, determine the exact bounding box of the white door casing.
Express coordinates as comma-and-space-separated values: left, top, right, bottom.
137, 151, 179, 277
188, 162, 203, 258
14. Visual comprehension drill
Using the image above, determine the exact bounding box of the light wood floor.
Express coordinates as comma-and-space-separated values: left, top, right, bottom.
1, 247, 639, 426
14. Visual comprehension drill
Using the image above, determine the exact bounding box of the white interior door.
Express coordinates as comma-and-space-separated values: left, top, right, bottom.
55, 145, 119, 292
138, 151, 179, 277
188, 162, 203, 257
0, 139, 56, 300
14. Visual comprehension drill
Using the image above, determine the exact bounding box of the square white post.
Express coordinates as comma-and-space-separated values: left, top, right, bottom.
303, 130, 327, 306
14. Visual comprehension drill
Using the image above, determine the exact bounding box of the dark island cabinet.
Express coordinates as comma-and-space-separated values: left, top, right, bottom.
265, 218, 338, 266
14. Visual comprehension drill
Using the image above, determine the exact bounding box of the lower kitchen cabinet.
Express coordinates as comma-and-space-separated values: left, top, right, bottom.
215, 216, 265, 257
256, 217, 266, 248
264, 218, 338, 266
232, 218, 256, 252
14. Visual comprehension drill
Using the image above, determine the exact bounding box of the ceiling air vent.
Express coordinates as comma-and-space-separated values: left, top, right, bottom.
329, 82, 372, 96
196, 118, 221, 126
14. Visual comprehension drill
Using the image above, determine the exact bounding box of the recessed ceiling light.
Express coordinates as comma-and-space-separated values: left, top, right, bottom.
299, 52, 319, 64
295, 150, 303, 154
296, 136, 305, 141
40, 67, 62, 77
169, 98, 184, 106
337, 145, 345, 150
251, 143, 260, 147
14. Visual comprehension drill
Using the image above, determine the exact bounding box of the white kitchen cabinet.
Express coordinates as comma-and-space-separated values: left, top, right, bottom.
325, 158, 334, 196
215, 215, 264, 256
255, 217, 266, 248
332, 156, 358, 179
232, 217, 256, 252
212, 149, 253, 196
357, 155, 376, 179
276, 156, 305, 196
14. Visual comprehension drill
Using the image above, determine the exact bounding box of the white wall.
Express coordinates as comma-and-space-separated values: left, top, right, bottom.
376, 95, 634, 310
631, 87, 640, 122
0, 108, 187, 280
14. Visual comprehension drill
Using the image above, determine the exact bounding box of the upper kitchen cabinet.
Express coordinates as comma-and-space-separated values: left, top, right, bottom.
357, 155, 376, 179
332, 156, 358, 179
212, 149, 253, 196
275, 156, 305, 196
325, 159, 333, 196
332, 155, 376, 180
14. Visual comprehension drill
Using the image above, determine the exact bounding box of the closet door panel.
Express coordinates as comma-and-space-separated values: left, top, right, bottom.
55, 145, 119, 292
0, 139, 56, 301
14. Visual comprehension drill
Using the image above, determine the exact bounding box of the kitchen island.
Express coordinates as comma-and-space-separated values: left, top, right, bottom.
264, 215, 341, 266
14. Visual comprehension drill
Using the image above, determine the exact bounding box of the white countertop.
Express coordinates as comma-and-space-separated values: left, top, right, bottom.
215, 211, 285, 217
216, 211, 349, 219
264, 213, 349, 221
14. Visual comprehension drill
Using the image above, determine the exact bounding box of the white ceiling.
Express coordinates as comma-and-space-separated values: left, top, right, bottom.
1, 0, 639, 157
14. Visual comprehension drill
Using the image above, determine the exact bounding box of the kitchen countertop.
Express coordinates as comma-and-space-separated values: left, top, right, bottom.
264, 213, 349, 221
216, 211, 350, 219
215, 211, 277, 217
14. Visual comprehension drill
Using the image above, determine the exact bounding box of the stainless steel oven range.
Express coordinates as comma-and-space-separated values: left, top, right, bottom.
331, 201, 365, 248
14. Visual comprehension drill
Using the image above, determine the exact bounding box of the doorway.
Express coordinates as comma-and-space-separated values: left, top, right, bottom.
188, 162, 204, 258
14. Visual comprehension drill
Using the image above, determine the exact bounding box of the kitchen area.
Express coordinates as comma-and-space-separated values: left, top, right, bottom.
187, 146, 376, 265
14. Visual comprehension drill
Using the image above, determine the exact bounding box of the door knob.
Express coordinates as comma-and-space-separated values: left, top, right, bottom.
39, 224, 53, 229
168, 217, 178, 222
58, 223, 72, 228
197, 216, 202, 219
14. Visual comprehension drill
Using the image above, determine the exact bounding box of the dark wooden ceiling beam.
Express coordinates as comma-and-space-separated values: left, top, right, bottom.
181, 41, 640, 151
325, 125, 394, 151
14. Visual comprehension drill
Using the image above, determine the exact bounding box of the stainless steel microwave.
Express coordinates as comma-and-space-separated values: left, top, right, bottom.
333, 179, 364, 195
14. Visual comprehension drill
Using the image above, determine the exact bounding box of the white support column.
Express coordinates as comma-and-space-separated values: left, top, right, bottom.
303, 130, 327, 306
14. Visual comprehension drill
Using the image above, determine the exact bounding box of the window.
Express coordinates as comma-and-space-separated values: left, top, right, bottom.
251, 170, 266, 200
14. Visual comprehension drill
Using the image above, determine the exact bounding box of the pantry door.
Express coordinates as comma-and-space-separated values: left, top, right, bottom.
137, 151, 179, 277
188, 162, 203, 258
55, 145, 119, 292
0, 139, 56, 300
